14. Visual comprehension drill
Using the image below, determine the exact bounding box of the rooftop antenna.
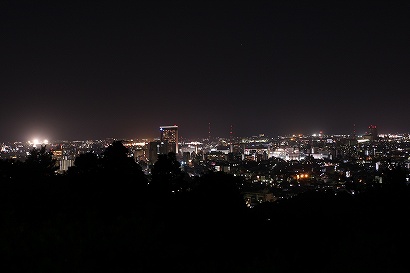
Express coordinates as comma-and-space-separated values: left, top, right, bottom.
230, 124, 233, 144
208, 122, 211, 141
353, 123, 356, 139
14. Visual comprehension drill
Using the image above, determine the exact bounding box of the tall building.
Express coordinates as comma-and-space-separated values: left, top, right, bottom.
148, 140, 164, 164
160, 125, 179, 154
368, 125, 378, 139
364, 124, 378, 141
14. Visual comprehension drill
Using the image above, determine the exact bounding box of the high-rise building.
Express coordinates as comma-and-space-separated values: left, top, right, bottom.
148, 140, 165, 164
368, 125, 378, 139
160, 125, 179, 154
364, 124, 378, 141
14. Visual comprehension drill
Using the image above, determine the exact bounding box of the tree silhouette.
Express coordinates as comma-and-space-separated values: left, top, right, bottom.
150, 152, 187, 196
101, 141, 129, 169
24, 145, 58, 178
99, 140, 147, 196
69, 151, 100, 177
194, 172, 246, 208
0, 158, 23, 181
99, 140, 145, 179
382, 164, 407, 191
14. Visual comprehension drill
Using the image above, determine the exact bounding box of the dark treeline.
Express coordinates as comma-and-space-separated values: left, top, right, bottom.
1, 141, 409, 272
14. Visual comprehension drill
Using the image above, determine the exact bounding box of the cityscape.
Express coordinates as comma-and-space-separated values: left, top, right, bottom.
2, 124, 409, 207
2, 123, 410, 271
2, 1, 410, 272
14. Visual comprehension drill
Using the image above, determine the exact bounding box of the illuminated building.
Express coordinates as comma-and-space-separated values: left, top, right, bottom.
59, 156, 74, 173
160, 125, 178, 154
51, 149, 63, 161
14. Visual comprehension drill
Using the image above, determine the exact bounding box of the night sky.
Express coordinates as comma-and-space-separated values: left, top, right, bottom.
1, 0, 410, 142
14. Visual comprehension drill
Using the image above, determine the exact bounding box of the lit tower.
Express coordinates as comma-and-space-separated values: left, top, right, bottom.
208, 122, 211, 142
160, 125, 179, 154
229, 124, 234, 153
353, 123, 356, 139
229, 124, 233, 144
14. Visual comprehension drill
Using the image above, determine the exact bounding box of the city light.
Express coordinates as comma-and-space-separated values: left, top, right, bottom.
28, 138, 49, 147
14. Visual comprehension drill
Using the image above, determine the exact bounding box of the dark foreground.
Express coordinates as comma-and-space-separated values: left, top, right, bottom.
1, 179, 409, 273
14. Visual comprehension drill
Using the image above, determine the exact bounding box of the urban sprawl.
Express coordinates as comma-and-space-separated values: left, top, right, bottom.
2, 125, 409, 208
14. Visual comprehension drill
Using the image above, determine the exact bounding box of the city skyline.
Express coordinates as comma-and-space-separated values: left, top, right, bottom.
1, 1, 410, 142
1, 122, 407, 144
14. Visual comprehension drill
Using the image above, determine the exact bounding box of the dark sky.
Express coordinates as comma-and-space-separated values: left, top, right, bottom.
1, 0, 410, 142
